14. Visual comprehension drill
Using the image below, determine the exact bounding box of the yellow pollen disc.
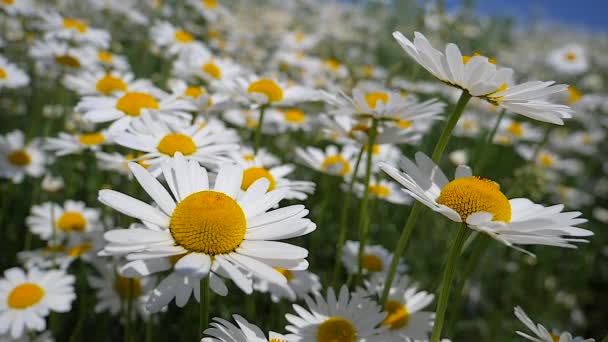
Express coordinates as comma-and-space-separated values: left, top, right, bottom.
247, 79, 283, 103
67, 243, 92, 257
1, 0, 15, 4
96, 75, 127, 95
364, 92, 389, 109
57, 212, 87, 232
538, 152, 555, 167
157, 133, 196, 156
241, 167, 276, 191
269, 339, 285, 342
98, 51, 113, 62
383, 300, 409, 330
184, 86, 204, 98
323, 59, 341, 72
7, 150, 31, 166
507, 122, 524, 137
396, 119, 412, 129
174, 30, 194, 43
283, 109, 305, 123
436, 176, 511, 222
321, 155, 350, 176
202, 0, 218, 9
114, 276, 142, 300
63, 18, 87, 33
550, 333, 560, 342
207, 30, 220, 39
565, 52, 577, 62
55, 55, 81, 68
463, 52, 497, 64
202, 62, 222, 79
363, 143, 380, 155
0, 67, 6, 79
245, 117, 258, 128
369, 184, 390, 197
79, 132, 105, 146
493, 83, 508, 94
463, 120, 476, 131
116, 92, 159, 116
295, 32, 306, 42
7, 283, 45, 309
274, 268, 294, 281
362, 65, 374, 77
242, 154, 255, 161
169, 191, 246, 254
317, 317, 356, 342
362, 254, 384, 272
567, 86, 582, 104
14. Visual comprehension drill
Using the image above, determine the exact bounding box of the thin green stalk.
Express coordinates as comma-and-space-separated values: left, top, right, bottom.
199, 276, 210, 339
357, 118, 379, 278
310, 175, 332, 267
380, 90, 471, 305
332, 145, 365, 287
253, 105, 268, 154
145, 315, 154, 342
124, 279, 134, 342
473, 109, 506, 173
430, 223, 469, 342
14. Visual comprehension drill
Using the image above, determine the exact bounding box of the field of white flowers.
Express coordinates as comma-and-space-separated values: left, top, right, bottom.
1, 0, 607, 341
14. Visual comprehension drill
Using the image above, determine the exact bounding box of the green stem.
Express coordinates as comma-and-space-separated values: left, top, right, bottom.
253, 105, 268, 154
380, 90, 471, 305
332, 145, 365, 287
310, 175, 332, 267
473, 109, 505, 173
430, 223, 469, 342
124, 279, 133, 342
199, 276, 210, 339
357, 118, 379, 278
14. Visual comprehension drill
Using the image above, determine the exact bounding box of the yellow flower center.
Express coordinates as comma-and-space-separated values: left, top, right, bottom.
96, 75, 127, 95
174, 30, 194, 43
364, 92, 389, 109
157, 133, 196, 156
321, 155, 350, 176
269, 339, 285, 342
567, 86, 582, 104
507, 122, 524, 137
294, 32, 306, 42
7, 283, 45, 309
274, 268, 294, 281
436, 176, 511, 222
317, 317, 356, 342
7, 150, 31, 166
0, 67, 6, 79
369, 184, 390, 197
323, 59, 342, 72
55, 54, 81, 68
565, 52, 577, 62
98, 51, 113, 62
63, 18, 87, 33
184, 86, 205, 98
245, 117, 258, 128
361, 254, 384, 272
67, 243, 92, 257
207, 30, 220, 39
362, 65, 374, 77
169, 191, 246, 255
202, 0, 218, 9
57, 212, 87, 232
283, 109, 305, 123
551, 333, 560, 342
462, 120, 476, 131
241, 167, 276, 191
383, 300, 409, 330
463, 52, 497, 65
247, 79, 283, 103
79, 132, 105, 146
114, 276, 142, 300
363, 143, 380, 155
538, 152, 555, 167
396, 119, 412, 129
1, 0, 15, 4
202, 62, 222, 79
116, 92, 159, 116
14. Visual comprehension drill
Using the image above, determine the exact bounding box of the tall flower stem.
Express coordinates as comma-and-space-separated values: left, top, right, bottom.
332, 145, 365, 287
199, 276, 210, 339
124, 279, 134, 342
253, 105, 268, 154
430, 223, 469, 342
380, 91, 471, 305
356, 118, 379, 278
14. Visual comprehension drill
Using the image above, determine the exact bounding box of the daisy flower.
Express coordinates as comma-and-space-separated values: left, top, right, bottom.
0, 55, 29, 89
0, 267, 75, 339
172, 49, 242, 85
187, 0, 229, 22
342, 240, 406, 276
254, 268, 321, 303
30, 40, 96, 73
99, 153, 316, 294
95, 152, 149, 177
40, 12, 110, 48
393, 31, 573, 124
231, 150, 315, 201
63, 70, 157, 96
267, 107, 313, 132
549, 129, 604, 156
516, 146, 583, 177
493, 118, 543, 145
202, 314, 288, 342
223, 108, 281, 134
227, 75, 320, 107
285, 285, 387, 342
547, 44, 589, 75
295, 145, 358, 178
380, 152, 592, 256
93, 49, 130, 71
150, 21, 205, 56
167, 79, 232, 114
280, 31, 320, 52
353, 177, 412, 205
113, 112, 239, 175
18, 231, 103, 270
514, 306, 594, 342
318, 114, 424, 146
41, 174, 64, 193
0, 130, 45, 183
453, 111, 484, 138
0, 0, 34, 16
26, 200, 102, 242
45, 130, 113, 156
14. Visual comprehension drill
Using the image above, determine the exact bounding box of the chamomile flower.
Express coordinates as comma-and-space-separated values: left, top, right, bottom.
0, 55, 29, 89
0, 130, 45, 183
281, 31, 320, 51
453, 111, 483, 137
95, 152, 149, 177
63, 70, 156, 96
514, 306, 594, 342
549, 129, 604, 156
254, 268, 321, 303
516, 146, 583, 177
223, 108, 281, 134
267, 107, 313, 132
0, 0, 34, 16
40, 12, 110, 48
30, 40, 96, 73
381, 152, 592, 255
231, 151, 315, 201
18, 232, 103, 270
0, 267, 75, 339
26, 200, 102, 242
113, 112, 239, 175
99, 153, 316, 294
202, 314, 288, 342
295, 145, 358, 177
342, 240, 406, 276
167, 79, 231, 113
493, 118, 543, 145
318, 114, 423, 146
45, 130, 113, 156
547, 44, 589, 75
227, 75, 320, 107
393, 31, 573, 124
93, 49, 130, 71
150, 21, 204, 56
285, 285, 387, 342
353, 177, 412, 205
172, 49, 242, 85
187, 0, 228, 22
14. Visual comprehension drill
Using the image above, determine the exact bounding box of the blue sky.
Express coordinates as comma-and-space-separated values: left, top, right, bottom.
446, 0, 608, 31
